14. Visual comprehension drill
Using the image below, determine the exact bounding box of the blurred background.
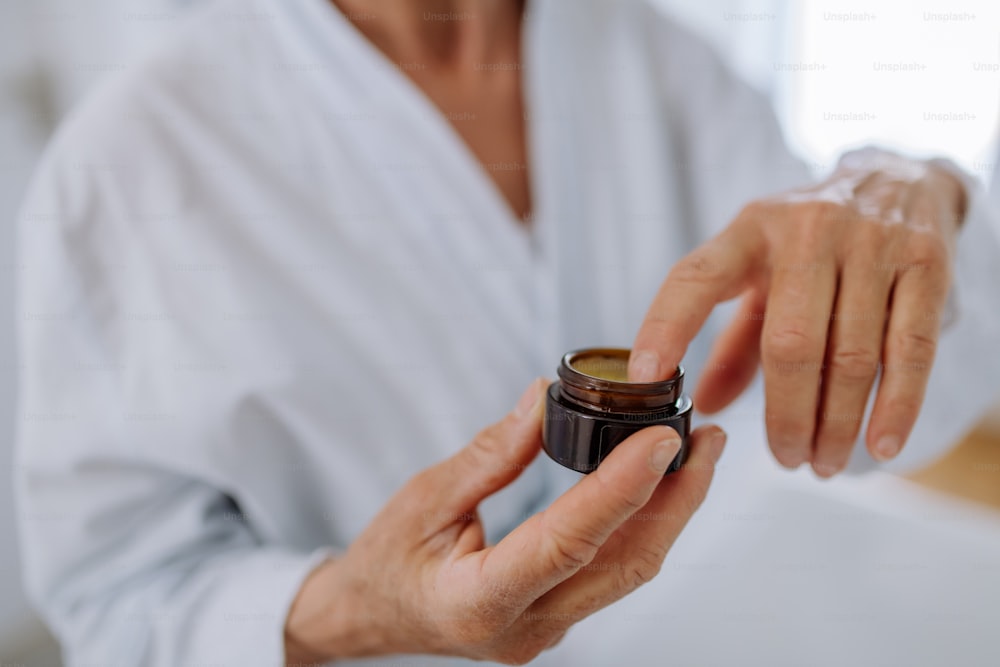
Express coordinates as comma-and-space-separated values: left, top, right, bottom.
1, 0, 998, 664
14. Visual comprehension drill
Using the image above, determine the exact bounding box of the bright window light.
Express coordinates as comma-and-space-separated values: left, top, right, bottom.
783, 1, 1000, 181
655, 0, 1000, 183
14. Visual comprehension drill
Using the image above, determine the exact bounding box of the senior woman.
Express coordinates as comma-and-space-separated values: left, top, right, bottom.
15, 0, 1000, 665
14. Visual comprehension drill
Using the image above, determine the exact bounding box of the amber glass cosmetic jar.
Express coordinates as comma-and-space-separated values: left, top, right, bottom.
543, 348, 692, 474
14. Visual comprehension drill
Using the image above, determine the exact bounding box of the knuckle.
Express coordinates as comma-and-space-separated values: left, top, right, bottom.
776, 201, 852, 240
548, 533, 596, 572
668, 251, 727, 287
855, 220, 894, 256
737, 199, 775, 228
625, 544, 666, 589
542, 515, 601, 574
889, 330, 937, 368
859, 213, 893, 238
814, 200, 854, 226
764, 327, 820, 371
473, 424, 507, 459
462, 428, 508, 476
901, 232, 948, 272
829, 346, 881, 381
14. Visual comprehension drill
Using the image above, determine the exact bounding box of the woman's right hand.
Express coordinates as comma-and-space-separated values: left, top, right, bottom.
284, 379, 726, 665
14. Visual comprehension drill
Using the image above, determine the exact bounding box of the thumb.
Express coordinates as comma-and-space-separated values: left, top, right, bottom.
424, 378, 548, 514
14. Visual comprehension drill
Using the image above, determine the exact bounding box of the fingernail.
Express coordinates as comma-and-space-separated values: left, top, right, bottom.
778, 455, 806, 470
771, 438, 807, 469
811, 460, 842, 479
629, 351, 660, 383
650, 438, 681, 473
707, 430, 727, 463
874, 435, 901, 462
514, 379, 543, 419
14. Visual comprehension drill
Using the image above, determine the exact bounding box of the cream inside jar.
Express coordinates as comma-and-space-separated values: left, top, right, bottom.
570, 353, 630, 383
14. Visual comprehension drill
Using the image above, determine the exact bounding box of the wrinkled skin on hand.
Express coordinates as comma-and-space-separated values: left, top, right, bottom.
285, 379, 727, 665
630, 148, 965, 477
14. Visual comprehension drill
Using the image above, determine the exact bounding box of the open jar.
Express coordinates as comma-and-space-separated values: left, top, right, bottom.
543, 348, 692, 473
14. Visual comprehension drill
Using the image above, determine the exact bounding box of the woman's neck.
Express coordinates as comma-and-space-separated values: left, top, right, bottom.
331, 0, 524, 73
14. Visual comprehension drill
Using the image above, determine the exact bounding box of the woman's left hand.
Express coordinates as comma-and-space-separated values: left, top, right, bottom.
629, 148, 967, 477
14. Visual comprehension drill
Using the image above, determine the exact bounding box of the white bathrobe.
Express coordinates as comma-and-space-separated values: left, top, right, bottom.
15, 0, 1000, 664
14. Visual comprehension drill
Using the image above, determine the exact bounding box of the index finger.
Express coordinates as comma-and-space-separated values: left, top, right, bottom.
630, 222, 764, 382
479, 425, 681, 605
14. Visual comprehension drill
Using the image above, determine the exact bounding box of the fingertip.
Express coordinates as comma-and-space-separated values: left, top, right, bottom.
692, 383, 725, 415
870, 434, 902, 463
628, 349, 661, 383
684, 425, 727, 467
811, 460, 844, 479
702, 426, 727, 464
772, 451, 806, 471
514, 377, 547, 421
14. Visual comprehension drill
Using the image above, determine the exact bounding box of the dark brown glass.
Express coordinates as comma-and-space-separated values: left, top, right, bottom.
543, 348, 692, 473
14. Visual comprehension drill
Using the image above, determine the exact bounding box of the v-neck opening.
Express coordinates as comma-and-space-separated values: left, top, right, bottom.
289, 0, 541, 246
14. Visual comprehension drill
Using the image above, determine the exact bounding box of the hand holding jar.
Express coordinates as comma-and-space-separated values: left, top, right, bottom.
284, 379, 726, 664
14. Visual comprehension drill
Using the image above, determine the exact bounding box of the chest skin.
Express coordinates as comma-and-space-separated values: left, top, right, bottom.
411, 64, 533, 222
331, 0, 534, 222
